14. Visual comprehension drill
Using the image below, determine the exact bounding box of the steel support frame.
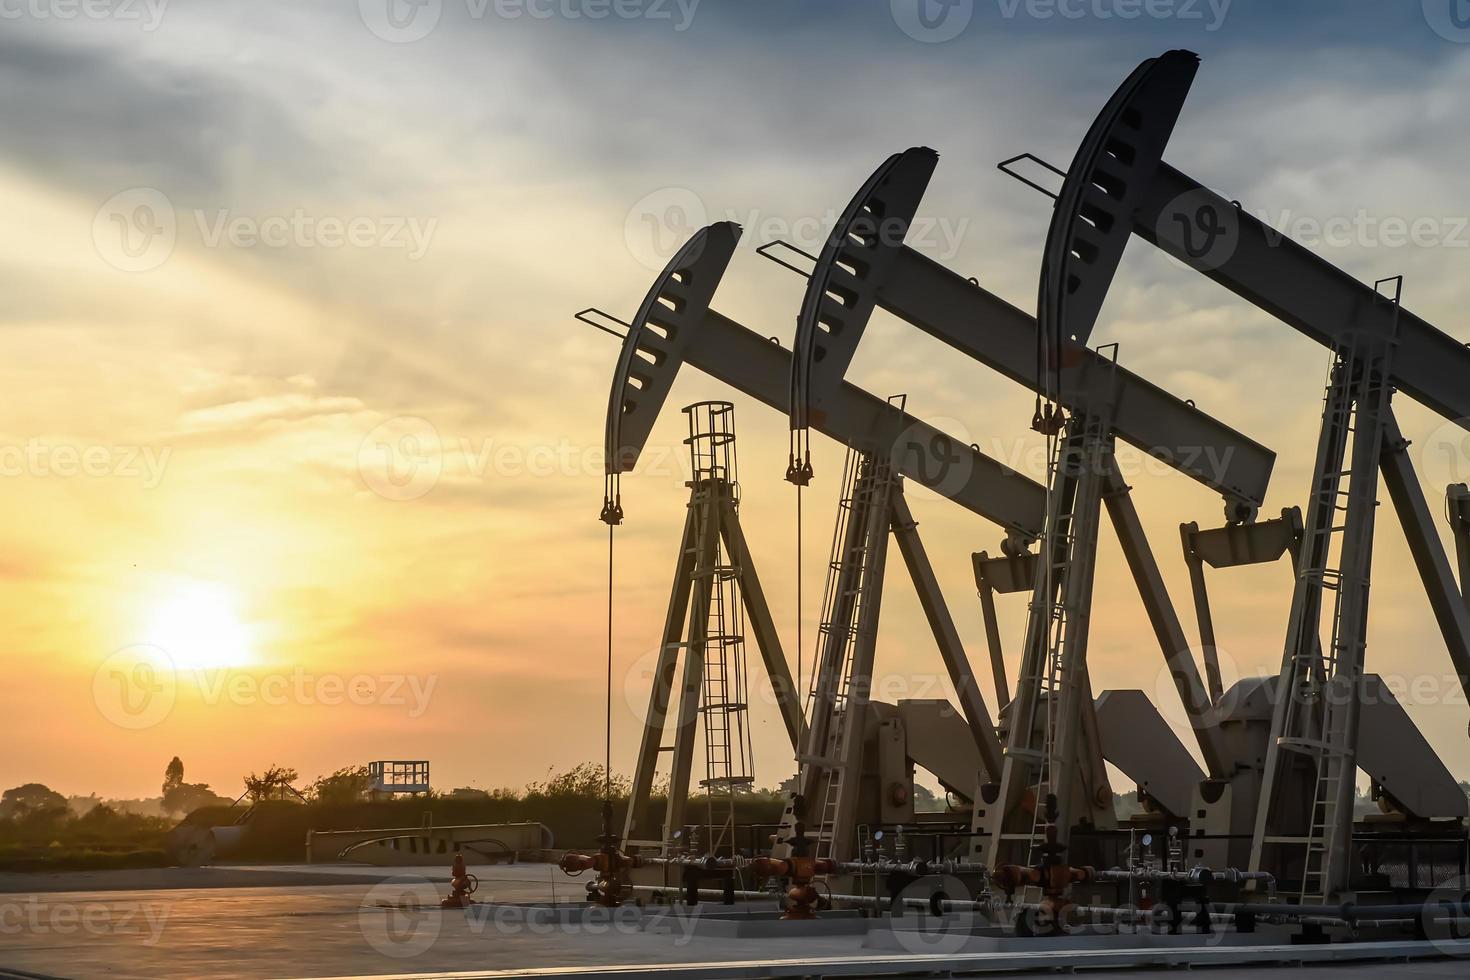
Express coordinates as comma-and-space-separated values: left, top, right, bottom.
1380, 415, 1470, 698
1248, 341, 1392, 899
972, 550, 1035, 712
792, 471, 1006, 862
890, 484, 1005, 777
1180, 510, 1305, 706
976, 418, 1118, 867
823, 466, 892, 863
623, 478, 804, 852
1102, 468, 1230, 778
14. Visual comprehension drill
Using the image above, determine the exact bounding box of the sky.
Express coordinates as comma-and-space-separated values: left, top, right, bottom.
1, 0, 1469, 802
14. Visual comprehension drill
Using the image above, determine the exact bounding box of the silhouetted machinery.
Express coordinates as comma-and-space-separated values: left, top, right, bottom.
576, 47, 1469, 914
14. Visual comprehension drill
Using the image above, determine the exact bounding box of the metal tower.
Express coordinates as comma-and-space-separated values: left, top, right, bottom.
1250, 286, 1402, 901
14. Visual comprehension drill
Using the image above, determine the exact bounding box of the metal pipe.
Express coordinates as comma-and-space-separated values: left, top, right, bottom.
1095, 866, 1276, 893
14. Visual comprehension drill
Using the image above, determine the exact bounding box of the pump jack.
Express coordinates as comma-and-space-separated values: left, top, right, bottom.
584, 223, 1048, 854
1005, 48, 1470, 900
762, 146, 1274, 872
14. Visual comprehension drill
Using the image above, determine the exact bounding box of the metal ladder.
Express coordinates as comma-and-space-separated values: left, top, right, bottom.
1017, 413, 1111, 870
685, 402, 755, 857
1258, 279, 1401, 902
808, 448, 895, 861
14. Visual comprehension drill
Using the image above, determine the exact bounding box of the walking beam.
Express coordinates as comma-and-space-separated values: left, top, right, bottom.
768, 147, 1274, 515
1037, 48, 1470, 429
588, 221, 1047, 540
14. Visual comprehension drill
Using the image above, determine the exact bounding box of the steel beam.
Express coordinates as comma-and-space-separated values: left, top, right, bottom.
767, 218, 1274, 513
972, 550, 1033, 711
1451, 484, 1470, 604
1380, 415, 1470, 700
1102, 466, 1229, 778
1037, 50, 1470, 429
593, 221, 1047, 539
717, 498, 806, 749
1180, 509, 1304, 705
689, 310, 1045, 539
624, 504, 699, 846
1138, 162, 1470, 428
875, 247, 1273, 514
890, 486, 1004, 777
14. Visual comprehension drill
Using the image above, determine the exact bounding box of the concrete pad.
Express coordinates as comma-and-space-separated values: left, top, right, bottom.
642, 907, 870, 939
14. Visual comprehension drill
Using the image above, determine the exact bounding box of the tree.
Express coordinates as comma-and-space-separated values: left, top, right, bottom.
307, 766, 371, 806
162, 757, 185, 799
0, 783, 70, 827
242, 766, 301, 803
162, 782, 229, 817
524, 763, 629, 800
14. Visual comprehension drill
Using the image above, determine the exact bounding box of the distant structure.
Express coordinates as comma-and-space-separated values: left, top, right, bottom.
367, 760, 431, 800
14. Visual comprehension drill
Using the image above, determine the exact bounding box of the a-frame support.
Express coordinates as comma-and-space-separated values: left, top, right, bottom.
1249, 317, 1398, 902
976, 413, 1120, 868
781, 454, 1005, 862
623, 440, 804, 853
1181, 509, 1306, 706
1381, 418, 1470, 698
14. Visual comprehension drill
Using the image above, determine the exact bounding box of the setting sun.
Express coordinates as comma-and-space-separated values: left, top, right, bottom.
144, 581, 255, 671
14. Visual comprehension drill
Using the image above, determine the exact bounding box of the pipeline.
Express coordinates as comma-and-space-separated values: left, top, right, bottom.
1216, 898, 1470, 924
627, 885, 1470, 937
635, 855, 990, 877
1096, 866, 1277, 895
